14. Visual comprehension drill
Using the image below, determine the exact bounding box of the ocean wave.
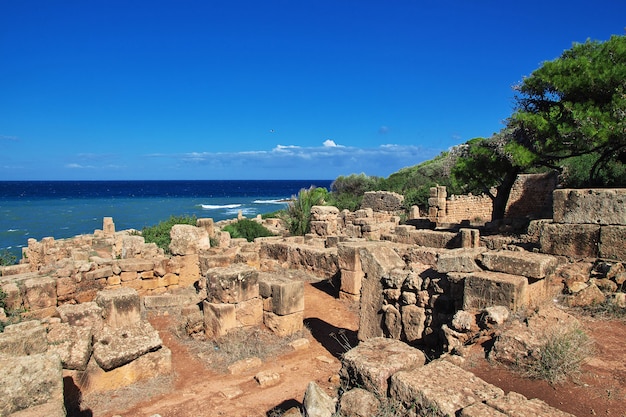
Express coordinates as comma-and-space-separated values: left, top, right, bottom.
200, 204, 242, 210
253, 199, 290, 204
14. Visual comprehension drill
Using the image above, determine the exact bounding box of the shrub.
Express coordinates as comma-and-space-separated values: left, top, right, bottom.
0, 249, 17, 266
522, 325, 593, 384
222, 219, 274, 242
281, 187, 328, 236
141, 215, 197, 254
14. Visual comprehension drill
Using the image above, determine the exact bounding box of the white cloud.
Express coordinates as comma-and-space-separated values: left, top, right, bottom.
323, 139, 341, 147
65, 163, 95, 169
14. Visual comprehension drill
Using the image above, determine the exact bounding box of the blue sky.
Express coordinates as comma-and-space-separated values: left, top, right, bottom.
1, 1, 625, 180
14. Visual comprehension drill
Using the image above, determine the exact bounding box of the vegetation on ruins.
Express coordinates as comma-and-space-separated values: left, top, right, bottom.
281, 186, 328, 235
317, 36, 626, 221
222, 218, 274, 242
520, 325, 593, 384
0, 249, 17, 266
140, 214, 198, 254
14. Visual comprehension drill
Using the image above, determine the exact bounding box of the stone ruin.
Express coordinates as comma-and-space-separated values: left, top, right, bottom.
0, 187, 624, 416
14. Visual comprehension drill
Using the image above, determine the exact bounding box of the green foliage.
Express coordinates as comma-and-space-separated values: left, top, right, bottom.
512, 35, 626, 185
281, 186, 328, 236
222, 219, 274, 242
0, 249, 17, 266
327, 173, 383, 211
0, 287, 6, 311
141, 215, 197, 254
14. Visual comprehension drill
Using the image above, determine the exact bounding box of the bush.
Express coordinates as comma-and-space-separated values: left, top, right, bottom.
522, 325, 593, 384
0, 249, 17, 266
281, 187, 328, 236
222, 219, 274, 242
141, 215, 197, 254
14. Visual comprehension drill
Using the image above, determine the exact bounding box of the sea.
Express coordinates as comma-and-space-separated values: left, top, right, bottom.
0, 180, 333, 260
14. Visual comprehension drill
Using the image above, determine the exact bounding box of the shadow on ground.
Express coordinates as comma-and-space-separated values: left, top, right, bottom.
304, 317, 358, 359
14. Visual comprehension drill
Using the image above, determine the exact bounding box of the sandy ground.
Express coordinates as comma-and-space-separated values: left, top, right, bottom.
73, 280, 626, 417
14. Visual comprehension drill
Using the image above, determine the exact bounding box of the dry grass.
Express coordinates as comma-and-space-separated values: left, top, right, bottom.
521, 325, 594, 384
181, 326, 311, 373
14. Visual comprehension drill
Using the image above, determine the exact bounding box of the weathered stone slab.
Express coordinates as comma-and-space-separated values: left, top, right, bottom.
401, 305, 426, 343
339, 388, 381, 417
0, 352, 63, 416
436, 248, 483, 273
74, 345, 171, 394
390, 360, 504, 416
92, 321, 163, 371
85, 266, 113, 280
354, 242, 406, 341
340, 337, 426, 396
169, 224, 211, 255
235, 297, 263, 327
23, 277, 57, 310
486, 391, 576, 417
258, 274, 304, 315
553, 188, 626, 225
408, 229, 458, 248
95, 287, 141, 329
46, 322, 93, 370
206, 264, 259, 304
57, 301, 103, 328
481, 250, 559, 279
117, 258, 154, 272
263, 311, 303, 336
361, 191, 404, 212
459, 402, 507, 417
539, 223, 600, 258
599, 225, 626, 261
302, 381, 337, 417
6, 399, 66, 417
0, 320, 48, 356
463, 271, 528, 312
204, 301, 237, 338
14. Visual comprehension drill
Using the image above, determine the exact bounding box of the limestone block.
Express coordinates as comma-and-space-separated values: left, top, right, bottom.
460, 228, 480, 249
0, 352, 63, 416
401, 305, 426, 343
46, 322, 93, 370
0, 320, 48, 356
92, 321, 163, 371
85, 266, 114, 281
6, 399, 66, 417
169, 224, 211, 255
540, 222, 601, 258
175, 253, 201, 288
120, 271, 137, 281
95, 287, 141, 329
120, 235, 145, 259
117, 258, 154, 272
599, 225, 626, 261
481, 250, 559, 279
553, 188, 626, 225
263, 311, 303, 337
390, 360, 504, 416
486, 391, 576, 417
23, 277, 57, 310
206, 264, 259, 304
73, 345, 171, 394
197, 217, 215, 237
235, 297, 263, 327
339, 388, 381, 417
302, 381, 337, 417
408, 229, 458, 249
340, 337, 425, 396
1, 282, 22, 311
463, 272, 528, 312
254, 370, 281, 387
436, 249, 483, 273
270, 279, 304, 316
103, 216, 115, 236
311, 205, 340, 220
340, 270, 364, 296
337, 244, 362, 272
382, 305, 402, 339
204, 301, 237, 338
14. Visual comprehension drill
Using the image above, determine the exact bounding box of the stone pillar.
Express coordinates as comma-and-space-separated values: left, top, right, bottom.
460, 228, 480, 248
103, 217, 115, 237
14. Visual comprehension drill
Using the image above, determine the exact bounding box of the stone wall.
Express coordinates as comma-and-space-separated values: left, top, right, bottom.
427, 173, 558, 224
531, 188, 626, 261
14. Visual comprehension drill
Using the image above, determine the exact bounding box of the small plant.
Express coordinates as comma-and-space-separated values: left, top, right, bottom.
522, 325, 593, 384
0, 249, 17, 266
330, 329, 354, 353
141, 215, 197, 254
578, 298, 626, 321
281, 186, 328, 236
222, 219, 274, 242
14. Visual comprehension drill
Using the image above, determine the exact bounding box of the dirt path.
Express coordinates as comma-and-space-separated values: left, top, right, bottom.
79, 281, 626, 417
83, 281, 359, 417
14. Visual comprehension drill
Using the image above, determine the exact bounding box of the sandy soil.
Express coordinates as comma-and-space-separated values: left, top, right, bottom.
73, 280, 626, 417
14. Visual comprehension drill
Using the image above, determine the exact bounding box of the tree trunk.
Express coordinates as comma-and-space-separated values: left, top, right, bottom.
491, 169, 519, 221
